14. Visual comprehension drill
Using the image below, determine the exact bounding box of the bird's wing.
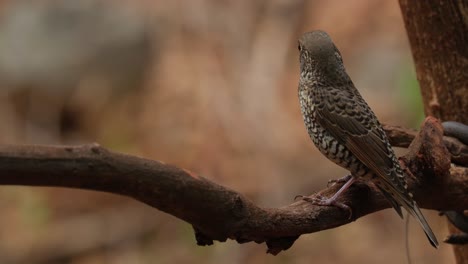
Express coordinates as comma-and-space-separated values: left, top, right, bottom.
314, 86, 406, 194
316, 87, 439, 247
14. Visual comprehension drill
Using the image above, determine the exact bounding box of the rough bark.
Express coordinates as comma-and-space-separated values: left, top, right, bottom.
0, 117, 466, 255
399, 0, 468, 123
399, 0, 468, 262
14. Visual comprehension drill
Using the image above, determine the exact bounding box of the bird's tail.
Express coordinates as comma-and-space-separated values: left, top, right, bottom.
405, 200, 439, 248
378, 174, 439, 248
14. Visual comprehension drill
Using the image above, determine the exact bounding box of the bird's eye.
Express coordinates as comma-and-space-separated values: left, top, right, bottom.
297, 44, 302, 51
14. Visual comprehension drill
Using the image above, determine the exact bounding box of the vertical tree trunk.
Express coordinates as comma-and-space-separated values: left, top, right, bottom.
399, 0, 468, 263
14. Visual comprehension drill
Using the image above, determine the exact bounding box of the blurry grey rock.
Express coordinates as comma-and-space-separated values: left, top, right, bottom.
0, 0, 153, 94
0, 0, 155, 143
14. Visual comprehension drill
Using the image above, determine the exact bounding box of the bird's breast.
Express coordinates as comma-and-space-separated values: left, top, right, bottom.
298, 85, 369, 177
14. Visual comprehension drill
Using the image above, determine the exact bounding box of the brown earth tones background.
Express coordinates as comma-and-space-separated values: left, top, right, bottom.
0, 0, 453, 263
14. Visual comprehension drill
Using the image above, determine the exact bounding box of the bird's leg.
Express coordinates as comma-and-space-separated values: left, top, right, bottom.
296, 176, 356, 219
327, 174, 352, 187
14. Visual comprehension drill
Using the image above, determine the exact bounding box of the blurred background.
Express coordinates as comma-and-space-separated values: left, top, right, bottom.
0, 0, 453, 263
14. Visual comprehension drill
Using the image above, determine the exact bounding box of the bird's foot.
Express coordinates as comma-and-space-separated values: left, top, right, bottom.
295, 175, 356, 220
327, 174, 352, 187
295, 194, 353, 220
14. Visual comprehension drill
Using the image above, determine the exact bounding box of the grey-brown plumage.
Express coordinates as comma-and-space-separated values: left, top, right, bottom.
297, 30, 438, 248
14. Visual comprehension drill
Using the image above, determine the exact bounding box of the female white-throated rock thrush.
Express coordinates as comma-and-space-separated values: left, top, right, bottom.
296, 30, 438, 248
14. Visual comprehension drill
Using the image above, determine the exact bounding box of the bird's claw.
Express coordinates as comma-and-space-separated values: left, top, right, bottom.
294, 194, 306, 201
295, 194, 353, 220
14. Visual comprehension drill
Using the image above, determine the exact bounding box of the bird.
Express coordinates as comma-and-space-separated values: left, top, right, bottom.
296, 30, 438, 248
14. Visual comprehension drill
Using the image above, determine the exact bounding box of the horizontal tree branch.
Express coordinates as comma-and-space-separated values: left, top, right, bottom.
0, 117, 467, 254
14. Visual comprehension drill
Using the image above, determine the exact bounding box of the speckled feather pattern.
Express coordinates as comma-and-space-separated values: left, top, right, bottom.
299, 80, 408, 192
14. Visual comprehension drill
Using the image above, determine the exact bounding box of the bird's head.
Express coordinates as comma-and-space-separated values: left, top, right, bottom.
298, 30, 347, 82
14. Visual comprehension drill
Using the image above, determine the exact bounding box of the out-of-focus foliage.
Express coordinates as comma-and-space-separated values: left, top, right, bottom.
397, 66, 425, 127
0, 0, 451, 263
